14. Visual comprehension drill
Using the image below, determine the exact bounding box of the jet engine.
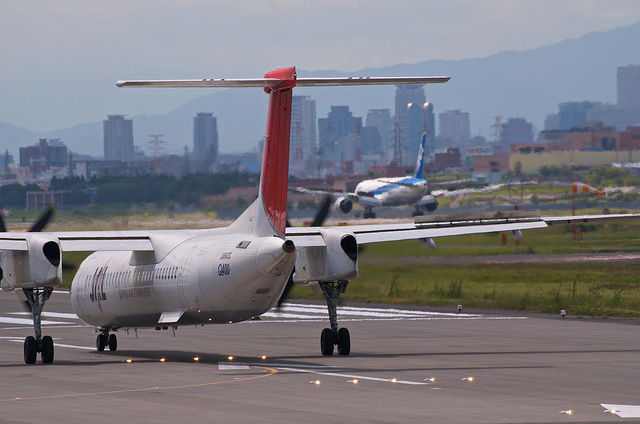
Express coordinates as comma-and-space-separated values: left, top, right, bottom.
334, 197, 353, 214
293, 228, 358, 284
0, 234, 62, 291
418, 195, 438, 213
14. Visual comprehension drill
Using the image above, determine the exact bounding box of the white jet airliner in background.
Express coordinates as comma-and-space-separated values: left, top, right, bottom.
296, 132, 506, 219
325, 133, 437, 219
1, 67, 637, 364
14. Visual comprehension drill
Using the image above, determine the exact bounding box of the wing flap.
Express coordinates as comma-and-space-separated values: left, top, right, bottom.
353, 221, 547, 244
0, 236, 29, 250
543, 213, 640, 225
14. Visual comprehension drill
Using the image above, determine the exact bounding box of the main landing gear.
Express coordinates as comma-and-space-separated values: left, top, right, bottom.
96, 329, 118, 352
363, 206, 376, 219
318, 281, 350, 356
22, 287, 55, 364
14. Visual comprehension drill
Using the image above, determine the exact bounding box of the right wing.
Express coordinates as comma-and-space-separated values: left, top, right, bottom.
287, 210, 640, 247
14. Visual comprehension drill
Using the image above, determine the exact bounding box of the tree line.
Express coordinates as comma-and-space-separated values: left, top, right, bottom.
0, 173, 259, 209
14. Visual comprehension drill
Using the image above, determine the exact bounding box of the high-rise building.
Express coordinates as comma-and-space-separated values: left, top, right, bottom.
558, 102, 598, 130
103, 115, 134, 161
291, 96, 317, 161
439, 110, 471, 143
19, 139, 68, 174
193, 112, 218, 163
500, 118, 534, 145
617, 65, 640, 123
290, 96, 317, 177
318, 106, 362, 175
366, 109, 393, 154
394, 85, 434, 164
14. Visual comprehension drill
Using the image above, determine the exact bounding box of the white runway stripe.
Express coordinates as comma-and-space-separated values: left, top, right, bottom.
258, 303, 519, 323
0, 317, 75, 326
9, 311, 79, 320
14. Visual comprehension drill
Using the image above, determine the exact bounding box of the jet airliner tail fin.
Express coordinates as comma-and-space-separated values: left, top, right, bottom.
413, 133, 427, 179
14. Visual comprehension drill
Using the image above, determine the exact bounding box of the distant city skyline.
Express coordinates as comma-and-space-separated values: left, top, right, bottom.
2, 1, 640, 134
1, 5, 640, 158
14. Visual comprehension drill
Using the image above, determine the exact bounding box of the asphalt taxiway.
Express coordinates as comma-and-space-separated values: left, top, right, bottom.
1, 292, 640, 423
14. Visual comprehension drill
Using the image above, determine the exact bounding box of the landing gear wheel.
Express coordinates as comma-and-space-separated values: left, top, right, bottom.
24, 336, 37, 364
41, 335, 54, 364
96, 334, 107, 352
320, 328, 334, 356
337, 327, 351, 356
108, 334, 118, 352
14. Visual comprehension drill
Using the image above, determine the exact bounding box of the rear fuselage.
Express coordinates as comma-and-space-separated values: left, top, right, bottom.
70, 233, 294, 330
355, 177, 428, 206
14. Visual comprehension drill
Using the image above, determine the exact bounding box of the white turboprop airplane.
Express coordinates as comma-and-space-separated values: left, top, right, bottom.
1, 67, 638, 364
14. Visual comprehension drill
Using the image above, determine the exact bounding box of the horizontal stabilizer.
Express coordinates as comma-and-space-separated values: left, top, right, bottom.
117, 76, 450, 89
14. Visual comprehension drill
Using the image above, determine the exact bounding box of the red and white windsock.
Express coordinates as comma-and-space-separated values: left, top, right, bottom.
572, 182, 603, 195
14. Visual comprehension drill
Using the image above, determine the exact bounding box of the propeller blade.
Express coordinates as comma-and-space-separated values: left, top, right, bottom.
279, 195, 333, 309
62, 261, 77, 271
310, 194, 334, 227
29, 204, 55, 232
0, 207, 6, 232
277, 273, 294, 310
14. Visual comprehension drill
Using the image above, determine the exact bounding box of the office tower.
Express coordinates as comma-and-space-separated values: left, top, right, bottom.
193, 112, 218, 163
439, 110, 471, 143
103, 115, 134, 161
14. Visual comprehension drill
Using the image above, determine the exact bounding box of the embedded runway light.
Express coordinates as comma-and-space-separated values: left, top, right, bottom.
604, 409, 618, 414
227, 356, 234, 361
228, 321, 232, 324
425, 377, 437, 382
125, 359, 132, 363
560, 309, 566, 318
193, 357, 200, 362
159, 358, 166, 362
348, 379, 359, 384
462, 376, 474, 382
260, 355, 267, 360
310, 380, 322, 385
560, 410, 575, 415
390, 378, 397, 383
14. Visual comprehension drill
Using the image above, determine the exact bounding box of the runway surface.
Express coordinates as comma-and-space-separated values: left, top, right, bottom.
1, 292, 640, 423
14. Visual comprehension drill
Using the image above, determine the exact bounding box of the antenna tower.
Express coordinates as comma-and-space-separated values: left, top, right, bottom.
147, 134, 167, 171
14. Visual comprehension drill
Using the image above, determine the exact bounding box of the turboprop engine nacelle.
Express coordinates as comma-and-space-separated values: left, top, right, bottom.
293, 228, 358, 284
0, 234, 62, 291
334, 197, 353, 214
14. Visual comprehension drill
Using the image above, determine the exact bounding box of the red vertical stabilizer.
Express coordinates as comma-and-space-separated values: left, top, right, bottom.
255, 67, 296, 237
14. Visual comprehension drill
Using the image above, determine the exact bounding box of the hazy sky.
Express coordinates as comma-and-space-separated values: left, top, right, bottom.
3, 0, 640, 134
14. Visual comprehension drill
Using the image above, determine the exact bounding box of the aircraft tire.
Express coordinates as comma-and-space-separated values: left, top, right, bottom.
337, 328, 350, 356
24, 336, 37, 365
320, 328, 334, 356
96, 334, 107, 352
41, 335, 54, 364
108, 334, 118, 352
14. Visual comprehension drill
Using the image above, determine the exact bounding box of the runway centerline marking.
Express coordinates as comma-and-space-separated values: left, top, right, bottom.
0, 365, 278, 402
277, 366, 430, 386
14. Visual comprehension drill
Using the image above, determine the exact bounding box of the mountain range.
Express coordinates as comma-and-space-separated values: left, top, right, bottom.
2, 22, 639, 158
